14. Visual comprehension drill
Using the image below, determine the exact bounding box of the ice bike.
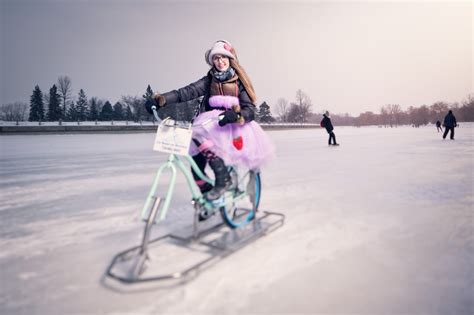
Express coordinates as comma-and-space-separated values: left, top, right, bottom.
106, 106, 285, 284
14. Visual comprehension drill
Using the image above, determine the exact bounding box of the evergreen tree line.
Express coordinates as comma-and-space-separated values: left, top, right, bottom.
19, 76, 278, 123
27, 82, 146, 122
2, 83, 275, 123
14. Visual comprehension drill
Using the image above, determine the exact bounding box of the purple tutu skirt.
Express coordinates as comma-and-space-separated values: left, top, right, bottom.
189, 110, 275, 170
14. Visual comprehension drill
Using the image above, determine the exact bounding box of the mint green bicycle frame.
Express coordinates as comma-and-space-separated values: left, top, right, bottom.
140, 153, 214, 224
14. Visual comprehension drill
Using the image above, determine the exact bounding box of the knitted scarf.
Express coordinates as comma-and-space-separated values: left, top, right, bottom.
211, 67, 236, 82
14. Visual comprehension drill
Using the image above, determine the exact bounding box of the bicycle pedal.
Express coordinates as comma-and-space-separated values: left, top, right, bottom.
198, 209, 215, 221
210, 197, 225, 207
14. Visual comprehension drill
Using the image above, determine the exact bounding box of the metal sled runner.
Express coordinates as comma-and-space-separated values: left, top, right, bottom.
106, 202, 285, 283
106, 107, 285, 284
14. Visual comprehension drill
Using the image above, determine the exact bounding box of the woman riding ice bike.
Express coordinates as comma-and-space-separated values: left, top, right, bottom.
142, 105, 262, 229
144, 39, 275, 226
105, 40, 277, 283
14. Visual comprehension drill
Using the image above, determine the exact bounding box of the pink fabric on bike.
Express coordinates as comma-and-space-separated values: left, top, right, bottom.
195, 179, 206, 185
189, 109, 275, 170
208, 95, 239, 110
198, 139, 214, 152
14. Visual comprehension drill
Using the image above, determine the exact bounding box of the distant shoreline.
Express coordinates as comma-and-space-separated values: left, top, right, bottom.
0, 123, 320, 134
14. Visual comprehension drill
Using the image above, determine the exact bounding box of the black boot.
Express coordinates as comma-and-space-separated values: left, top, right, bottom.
191, 153, 213, 193
206, 157, 232, 201
196, 180, 213, 193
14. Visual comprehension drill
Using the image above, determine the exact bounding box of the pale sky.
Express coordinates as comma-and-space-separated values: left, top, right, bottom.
1, 0, 472, 116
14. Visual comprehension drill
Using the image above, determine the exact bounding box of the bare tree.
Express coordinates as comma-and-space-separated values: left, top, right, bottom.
0, 102, 29, 121
407, 105, 429, 126
390, 104, 403, 126
356, 111, 378, 126
286, 103, 303, 122
462, 93, 474, 106
121, 95, 146, 121
294, 89, 313, 122
57, 75, 73, 117
274, 98, 289, 122
459, 94, 474, 120
429, 101, 449, 123
379, 106, 389, 126
381, 104, 402, 127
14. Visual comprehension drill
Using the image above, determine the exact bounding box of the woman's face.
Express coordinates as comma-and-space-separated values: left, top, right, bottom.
213, 54, 230, 71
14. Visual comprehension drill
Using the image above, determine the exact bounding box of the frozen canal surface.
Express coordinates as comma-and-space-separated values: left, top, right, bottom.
1, 124, 473, 314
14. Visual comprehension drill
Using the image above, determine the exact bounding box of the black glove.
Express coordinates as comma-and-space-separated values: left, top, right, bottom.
144, 98, 158, 115
218, 110, 239, 126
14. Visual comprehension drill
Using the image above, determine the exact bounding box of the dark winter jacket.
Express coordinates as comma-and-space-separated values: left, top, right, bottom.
160, 71, 255, 122
321, 114, 334, 133
443, 112, 457, 128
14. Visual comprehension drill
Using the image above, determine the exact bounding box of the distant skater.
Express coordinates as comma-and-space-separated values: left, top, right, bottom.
436, 120, 443, 132
442, 110, 457, 140
321, 111, 339, 146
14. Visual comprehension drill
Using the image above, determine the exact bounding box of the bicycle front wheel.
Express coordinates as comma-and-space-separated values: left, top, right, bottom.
220, 169, 261, 229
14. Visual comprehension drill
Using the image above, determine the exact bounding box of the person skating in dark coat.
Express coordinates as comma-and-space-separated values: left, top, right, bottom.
321, 111, 339, 146
436, 120, 443, 132
442, 110, 457, 140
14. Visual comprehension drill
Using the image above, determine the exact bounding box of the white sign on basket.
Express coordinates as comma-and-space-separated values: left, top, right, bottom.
153, 121, 192, 156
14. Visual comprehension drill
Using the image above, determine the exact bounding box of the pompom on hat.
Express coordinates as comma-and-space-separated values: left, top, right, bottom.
205, 40, 236, 66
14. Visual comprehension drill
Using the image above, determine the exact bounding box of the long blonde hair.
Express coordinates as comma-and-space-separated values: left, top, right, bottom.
228, 46, 257, 104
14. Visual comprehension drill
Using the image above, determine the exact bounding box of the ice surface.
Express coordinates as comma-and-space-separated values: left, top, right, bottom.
0, 124, 472, 314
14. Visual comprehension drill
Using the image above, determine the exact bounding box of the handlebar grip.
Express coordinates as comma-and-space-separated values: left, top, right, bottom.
151, 106, 162, 123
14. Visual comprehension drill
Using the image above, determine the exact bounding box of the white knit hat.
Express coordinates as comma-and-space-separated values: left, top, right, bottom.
205, 40, 236, 66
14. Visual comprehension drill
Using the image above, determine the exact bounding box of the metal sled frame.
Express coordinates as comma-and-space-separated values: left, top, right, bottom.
106, 197, 285, 283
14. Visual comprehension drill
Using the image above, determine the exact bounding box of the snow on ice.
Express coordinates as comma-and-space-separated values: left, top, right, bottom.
0, 124, 473, 314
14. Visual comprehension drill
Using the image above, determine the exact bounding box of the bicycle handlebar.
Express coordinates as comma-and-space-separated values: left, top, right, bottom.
152, 106, 224, 129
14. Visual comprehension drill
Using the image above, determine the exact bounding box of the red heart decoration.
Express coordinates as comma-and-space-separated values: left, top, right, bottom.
233, 136, 243, 150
